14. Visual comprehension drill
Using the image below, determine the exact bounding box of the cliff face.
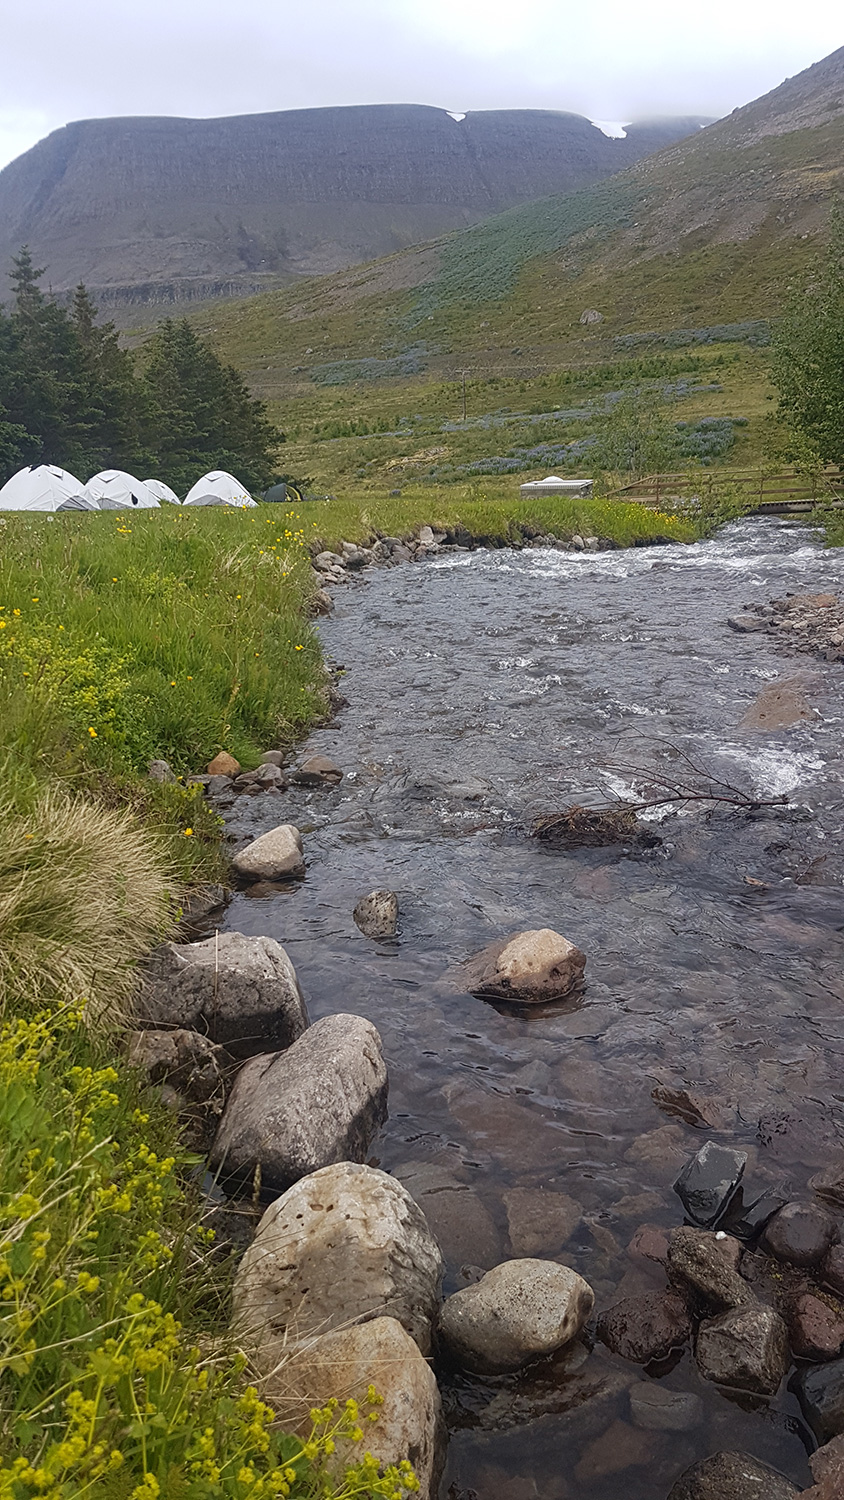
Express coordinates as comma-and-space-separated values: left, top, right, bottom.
0, 104, 710, 304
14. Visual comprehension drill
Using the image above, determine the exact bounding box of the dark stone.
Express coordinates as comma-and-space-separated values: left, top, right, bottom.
696, 1304, 789, 1394
207, 773, 233, 796
822, 1244, 844, 1298
727, 614, 768, 632
667, 1450, 800, 1499
674, 1140, 747, 1227
810, 1164, 844, 1208
667, 1226, 754, 1311
787, 1293, 844, 1362
628, 1223, 670, 1265
596, 1291, 692, 1364
760, 1201, 838, 1268
804, 1434, 844, 1500
293, 754, 343, 786
720, 1188, 789, 1241
794, 1357, 844, 1444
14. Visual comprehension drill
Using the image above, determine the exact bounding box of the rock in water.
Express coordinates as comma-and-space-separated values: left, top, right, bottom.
667, 1226, 754, 1311
597, 1291, 692, 1364
259, 1317, 445, 1500
695, 1304, 789, 1395
233, 1162, 443, 1355
667, 1450, 800, 1499
802, 1435, 844, 1500
464, 928, 586, 1003
787, 1292, 844, 1361
209, 1013, 388, 1191
794, 1357, 844, 1443
137, 932, 308, 1059
438, 1258, 594, 1374
629, 1383, 704, 1432
760, 1201, 838, 1267
293, 754, 343, 786
503, 1186, 583, 1256
207, 751, 241, 776
354, 889, 399, 938
673, 1140, 747, 1226
231, 824, 305, 882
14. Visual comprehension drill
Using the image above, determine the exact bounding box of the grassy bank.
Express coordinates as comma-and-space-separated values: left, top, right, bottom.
0, 495, 692, 1495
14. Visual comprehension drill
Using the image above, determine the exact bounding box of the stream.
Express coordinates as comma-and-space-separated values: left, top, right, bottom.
222, 517, 844, 1497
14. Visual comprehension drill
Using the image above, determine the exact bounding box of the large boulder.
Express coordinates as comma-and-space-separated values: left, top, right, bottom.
258, 1317, 445, 1500
233, 1162, 443, 1355
464, 929, 586, 1004
667, 1450, 800, 1499
438, 1258, 593, 1375
760, 1202, 839, 1268
209, 1014, 388, 1192
696, 1304, 789, 1395
136, 932, 308, 1060
231, 824, 305, 882
667, 1226, 754, 1312
597, 1291, 692, 1364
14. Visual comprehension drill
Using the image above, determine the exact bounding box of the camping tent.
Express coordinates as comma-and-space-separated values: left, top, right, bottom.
0, 465, 94, 511
144, 479, 182, 506
85, 470, 160, 510
183, 470, 257, 507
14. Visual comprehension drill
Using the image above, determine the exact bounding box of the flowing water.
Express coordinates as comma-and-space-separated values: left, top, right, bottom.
222, 518, 844, 1497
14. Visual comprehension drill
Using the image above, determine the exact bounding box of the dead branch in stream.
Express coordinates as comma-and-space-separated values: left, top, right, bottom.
531, 745, 789, 848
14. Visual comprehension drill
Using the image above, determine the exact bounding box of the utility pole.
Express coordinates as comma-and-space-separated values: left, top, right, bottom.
461, 369, 467, 422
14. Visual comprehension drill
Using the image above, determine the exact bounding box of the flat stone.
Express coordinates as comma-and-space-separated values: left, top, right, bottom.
740, 678, 815, 731
210, 1013, 387, 1193
232, 824, 305, 882
148, 758, 176, 783
667, 1226, 754, 1311
207, 773, 233, 796
674, 1140, 747, 1226
257, 1318, 445, 1500
720, 1188, 789, 1241
822, 1244, 844, 1297
504, 1186, 583, 1257
728, 614, 768, 633
574, 1419, 656, 1481
438, 1258, 594, 1375
760, 1201, 838, 1267
628, 1224, 670, 1265
354, 889, 399, 939
629, 1383, 704, 1432
651, 1084, 730, 1129
667, 1450, 800, 1499
696, 1304, 789, 1394
137, 931, 308, 1060
794, 1357, 844, 1443
464, 928, 586, 1004
233, 1162, 443, 1356
293, 754, 343, 786
207, 751, 241, 776
788, 1292, 844, 1362
597, 1291, 692, 1364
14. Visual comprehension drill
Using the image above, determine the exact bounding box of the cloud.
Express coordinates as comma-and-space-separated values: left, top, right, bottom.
0, 0, 841, 169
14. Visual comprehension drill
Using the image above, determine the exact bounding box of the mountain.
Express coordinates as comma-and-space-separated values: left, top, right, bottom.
0, 106, 710, 310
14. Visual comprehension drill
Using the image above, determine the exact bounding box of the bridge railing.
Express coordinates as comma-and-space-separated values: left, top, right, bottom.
606, 467, 844, 511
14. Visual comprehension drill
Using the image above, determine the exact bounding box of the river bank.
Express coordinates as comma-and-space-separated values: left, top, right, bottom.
0, 496, 695, 1496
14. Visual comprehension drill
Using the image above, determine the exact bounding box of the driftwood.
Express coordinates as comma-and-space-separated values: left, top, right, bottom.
530, 747, 789, 850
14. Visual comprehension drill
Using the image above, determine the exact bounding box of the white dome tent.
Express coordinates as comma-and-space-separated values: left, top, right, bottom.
0, 465, 95, 511
144, 479, 182, 506
183, 470, 257, 507
85, 470, 160, 510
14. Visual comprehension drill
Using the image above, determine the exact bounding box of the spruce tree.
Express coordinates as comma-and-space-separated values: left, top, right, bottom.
70, 285, 145, 471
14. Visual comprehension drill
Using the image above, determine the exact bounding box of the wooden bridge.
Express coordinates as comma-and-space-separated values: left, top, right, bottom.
607, 467, 844, 514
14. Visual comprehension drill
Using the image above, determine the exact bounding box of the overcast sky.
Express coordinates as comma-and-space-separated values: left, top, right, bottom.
1, 1, 841, 171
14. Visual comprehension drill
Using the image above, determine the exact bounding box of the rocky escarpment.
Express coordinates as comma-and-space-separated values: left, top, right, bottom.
0, 105, 709, 307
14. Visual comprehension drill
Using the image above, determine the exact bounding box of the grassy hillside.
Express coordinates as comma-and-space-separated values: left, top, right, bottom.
178, 49, 843, 492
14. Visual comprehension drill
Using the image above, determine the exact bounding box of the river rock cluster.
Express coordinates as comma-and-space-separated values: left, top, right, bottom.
728, 591, 844, 660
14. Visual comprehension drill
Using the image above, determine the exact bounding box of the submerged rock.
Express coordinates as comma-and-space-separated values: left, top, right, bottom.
439, 1258, 593, 1375
503, 1186, 583, 1257
231, 823, 305, 882
209, 1013, 388, 1192
233, 1162, 443, 1356
794, 1356, 844, 1443
464, 928, 586, 1004
354, 889, 399, 938
258, 1318, 445, 1500
597, 1291, 692, 1364
673, 1140, 747, 1226
667, 1450, 800, 1499
137, 931, 308, 1059
695, 1303, 789, 1395
629, 1383, 704, 1431
760, 1201, 839, 1268
393, 1162, 501, 1272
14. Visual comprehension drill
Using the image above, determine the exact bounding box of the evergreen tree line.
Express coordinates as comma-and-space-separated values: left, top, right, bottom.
0, 250, 284, 493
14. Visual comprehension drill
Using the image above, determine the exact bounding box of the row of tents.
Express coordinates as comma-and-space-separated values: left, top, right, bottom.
0, 466, 260, 512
